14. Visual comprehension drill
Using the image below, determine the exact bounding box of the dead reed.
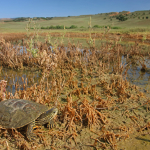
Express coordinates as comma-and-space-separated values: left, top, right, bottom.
0, 33, 150, 150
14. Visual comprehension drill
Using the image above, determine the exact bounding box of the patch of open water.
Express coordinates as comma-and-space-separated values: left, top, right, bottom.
0, 59, 150, 95
0, 68, 41, 94
1, 46, 150, 95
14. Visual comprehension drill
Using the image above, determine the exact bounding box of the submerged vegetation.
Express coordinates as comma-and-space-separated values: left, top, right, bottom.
0, 15, 150, 150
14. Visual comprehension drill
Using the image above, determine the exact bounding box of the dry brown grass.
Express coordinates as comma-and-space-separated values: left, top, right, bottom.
0, 33, 150, 149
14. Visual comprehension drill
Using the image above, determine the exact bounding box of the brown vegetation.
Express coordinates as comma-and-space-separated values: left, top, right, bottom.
1, 32, 150, 47
0, 33, 150, 150
109, 11, 130, 16
109, 12, 119, 16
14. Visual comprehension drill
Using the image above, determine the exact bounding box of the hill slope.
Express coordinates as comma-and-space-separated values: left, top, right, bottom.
0, 10, 150, 33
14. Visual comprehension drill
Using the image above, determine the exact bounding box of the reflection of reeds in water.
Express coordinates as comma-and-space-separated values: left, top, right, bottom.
0, 80, 7, 101
0, 34, 150, 149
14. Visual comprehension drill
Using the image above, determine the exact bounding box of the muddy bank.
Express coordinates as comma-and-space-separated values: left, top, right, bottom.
0, 34, 150, 149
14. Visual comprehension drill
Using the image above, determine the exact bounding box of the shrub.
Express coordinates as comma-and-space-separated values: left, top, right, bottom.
65, 26, 70, 29
55, 25, 64, 29
41, 26, 46, 29
111, 26, 122, 29
69, 25, 77, 29
50, 25, 56, 29
93, 25, 100, 28
104, 25, 111, 28
93, 25, 104, 28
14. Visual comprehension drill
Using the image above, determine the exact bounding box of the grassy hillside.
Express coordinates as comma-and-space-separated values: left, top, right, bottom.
0, 10, 150, 33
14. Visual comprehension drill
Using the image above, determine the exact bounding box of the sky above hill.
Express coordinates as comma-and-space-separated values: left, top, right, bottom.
0, 0, 150, 18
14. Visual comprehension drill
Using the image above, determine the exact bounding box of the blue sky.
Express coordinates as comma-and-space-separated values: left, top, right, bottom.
0, 0, 150, 18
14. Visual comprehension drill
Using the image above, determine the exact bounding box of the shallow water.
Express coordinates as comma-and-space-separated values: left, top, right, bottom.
1, 49, 150, 150
0, 65, 149, 95
0, 50, 150, 95
122, 56, 150, 92
0, 68, 41, 94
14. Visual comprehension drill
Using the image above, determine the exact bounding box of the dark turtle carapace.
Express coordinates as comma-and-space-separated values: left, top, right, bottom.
0, 99, 58, 141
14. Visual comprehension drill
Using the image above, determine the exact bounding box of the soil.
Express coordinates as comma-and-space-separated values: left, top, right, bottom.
0, 35, 150, 149
1, 73, 150, 150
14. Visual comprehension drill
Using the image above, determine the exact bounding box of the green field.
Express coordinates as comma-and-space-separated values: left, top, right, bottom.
0, 10, 150, 33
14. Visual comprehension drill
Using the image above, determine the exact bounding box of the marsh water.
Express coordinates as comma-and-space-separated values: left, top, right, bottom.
123, 56, 150, 93
1, 45, 150, 150
1, 54, 150, 95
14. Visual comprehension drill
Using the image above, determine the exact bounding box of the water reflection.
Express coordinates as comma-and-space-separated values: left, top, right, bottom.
122, 56, 150, 92
0, 68, 41, 94
0, 55, 150, 95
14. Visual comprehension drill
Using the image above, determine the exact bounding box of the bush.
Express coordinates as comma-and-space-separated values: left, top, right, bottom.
93, 25, 103, 28
55, 25, 64, 29
111, 26, 122, 29
104, 25, 111, 28
93, 25, 118, 29
49, 25, 56, 29
41, 26, 47, 29
65, 26, 70, 29
70, 25, 77, 29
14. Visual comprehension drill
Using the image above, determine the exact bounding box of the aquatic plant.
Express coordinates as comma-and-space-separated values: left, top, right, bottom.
27, 38, 39, 57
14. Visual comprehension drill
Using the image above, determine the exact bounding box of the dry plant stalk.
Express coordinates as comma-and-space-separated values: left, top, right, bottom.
0, 32, 149, 150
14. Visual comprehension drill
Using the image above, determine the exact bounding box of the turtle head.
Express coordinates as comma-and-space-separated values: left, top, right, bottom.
36, 107, 58, 125
46, 107, 58, 120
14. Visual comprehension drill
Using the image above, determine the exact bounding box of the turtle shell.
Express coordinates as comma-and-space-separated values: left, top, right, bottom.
0, 99, 49, 128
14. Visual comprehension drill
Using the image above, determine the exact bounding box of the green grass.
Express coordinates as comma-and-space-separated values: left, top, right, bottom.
0, 10, 150, 33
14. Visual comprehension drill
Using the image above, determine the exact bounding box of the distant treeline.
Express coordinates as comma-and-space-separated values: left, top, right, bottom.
40, 25, 121, 30
4, 17, 53, 22
41, 25, 77, 29
93, 25, 122, 29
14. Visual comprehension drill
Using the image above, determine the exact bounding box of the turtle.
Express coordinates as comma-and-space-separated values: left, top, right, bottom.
0, 99, 58, 141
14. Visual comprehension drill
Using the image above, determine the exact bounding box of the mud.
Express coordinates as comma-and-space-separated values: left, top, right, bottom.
0, 34, 150, 150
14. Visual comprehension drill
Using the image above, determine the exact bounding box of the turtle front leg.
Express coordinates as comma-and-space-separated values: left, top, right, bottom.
26, 121, 36, 141
47, 119, 55, 129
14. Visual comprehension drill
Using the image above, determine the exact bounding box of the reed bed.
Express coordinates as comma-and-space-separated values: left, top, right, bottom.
0, 33, 150, 150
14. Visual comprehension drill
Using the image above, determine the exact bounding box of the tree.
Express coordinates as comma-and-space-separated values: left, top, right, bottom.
116, 14, 128, 21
